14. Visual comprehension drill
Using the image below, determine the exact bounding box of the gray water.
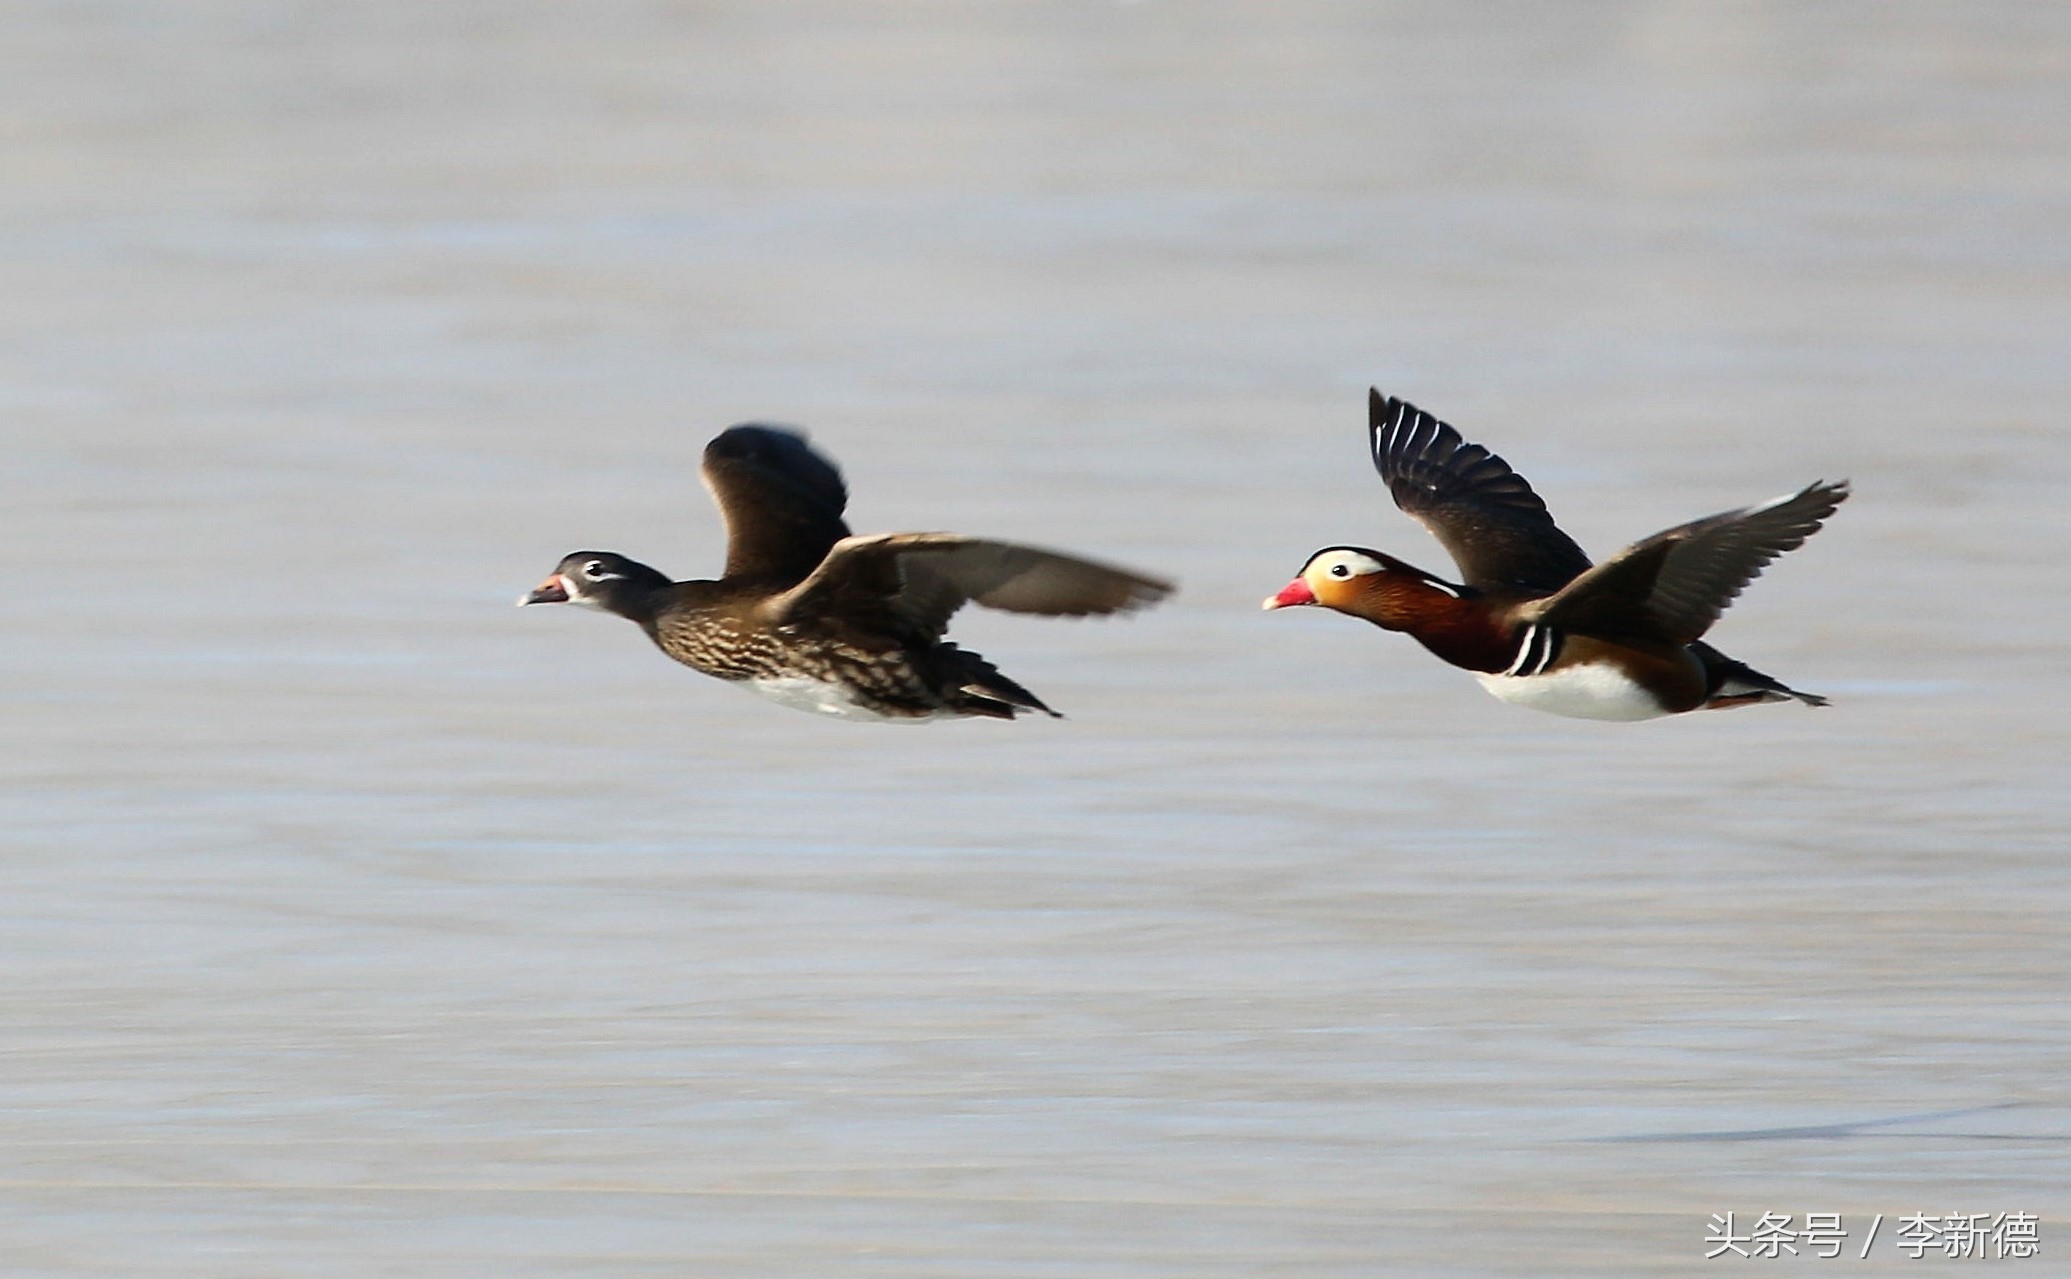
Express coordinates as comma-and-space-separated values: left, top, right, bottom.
4, 3, 2068, 1275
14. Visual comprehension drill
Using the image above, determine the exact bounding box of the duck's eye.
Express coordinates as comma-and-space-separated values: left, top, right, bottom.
1329, 563, 1352, 578
581, 560, 608, 579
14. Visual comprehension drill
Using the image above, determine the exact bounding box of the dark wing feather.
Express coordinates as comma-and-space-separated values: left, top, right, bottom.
700, 424, 852, 583
1368, 389, 1592, 595
1530, 480, 1849, 643
767, 533, 1174, 640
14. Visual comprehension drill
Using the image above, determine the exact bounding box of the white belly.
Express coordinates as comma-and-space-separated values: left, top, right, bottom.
1474, 662, 1673, 721
743, 676, 945, 723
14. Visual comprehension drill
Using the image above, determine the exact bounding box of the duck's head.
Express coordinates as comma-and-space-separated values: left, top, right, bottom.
1263, 547, 1461, 623
521, 551, 673, 618
1263, 547, 1391, 610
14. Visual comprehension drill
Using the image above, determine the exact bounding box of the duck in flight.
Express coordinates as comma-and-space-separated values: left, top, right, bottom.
1264, 391, 1848, 721
523, 424, 1173, 722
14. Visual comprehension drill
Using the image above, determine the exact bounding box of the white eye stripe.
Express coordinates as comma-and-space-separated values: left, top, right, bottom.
1311, 550, 1384, 580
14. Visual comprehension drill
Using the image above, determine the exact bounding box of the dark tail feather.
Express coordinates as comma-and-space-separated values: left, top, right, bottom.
1692, 641, 1828, 710
939, 645, 1062, 720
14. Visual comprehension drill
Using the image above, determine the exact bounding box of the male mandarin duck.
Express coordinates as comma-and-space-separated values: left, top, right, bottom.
1264, 390, 1848, 721
524, 424, 1173, 722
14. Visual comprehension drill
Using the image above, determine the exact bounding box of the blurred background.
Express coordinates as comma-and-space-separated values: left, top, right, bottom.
2, 2, 2066, 1274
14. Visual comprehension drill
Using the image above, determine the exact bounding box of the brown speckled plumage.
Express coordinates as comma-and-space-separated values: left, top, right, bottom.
524, 424, 1173, 721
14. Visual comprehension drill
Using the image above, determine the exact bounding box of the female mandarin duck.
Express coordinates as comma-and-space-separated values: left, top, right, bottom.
1264, 391, 1848, 721
524, 424, 1172, 722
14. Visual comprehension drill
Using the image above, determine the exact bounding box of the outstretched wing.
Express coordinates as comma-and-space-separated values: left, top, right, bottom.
1368, 390, 1592, 595
700, 424, 852, 583
1530, 481, 1849, 643
766, 533, 1174, 640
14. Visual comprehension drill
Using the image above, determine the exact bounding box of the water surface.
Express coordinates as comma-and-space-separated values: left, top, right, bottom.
3, 3, 2068, 1274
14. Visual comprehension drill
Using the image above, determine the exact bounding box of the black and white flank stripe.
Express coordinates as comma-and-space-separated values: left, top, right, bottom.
1504, 622, 1564, 677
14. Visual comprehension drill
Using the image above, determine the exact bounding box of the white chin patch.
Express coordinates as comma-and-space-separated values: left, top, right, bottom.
1474, 663, 1672, 721
547, 575, 614, 610
745, 676, 946, 723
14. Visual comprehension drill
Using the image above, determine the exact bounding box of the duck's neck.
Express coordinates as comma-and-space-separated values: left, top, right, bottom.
625, 577, 751, 633
1344, 574, 1515, 674
591, 569, 681, 626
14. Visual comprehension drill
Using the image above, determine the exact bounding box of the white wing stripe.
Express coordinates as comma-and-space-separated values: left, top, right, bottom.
1505, 623, 1564, 677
